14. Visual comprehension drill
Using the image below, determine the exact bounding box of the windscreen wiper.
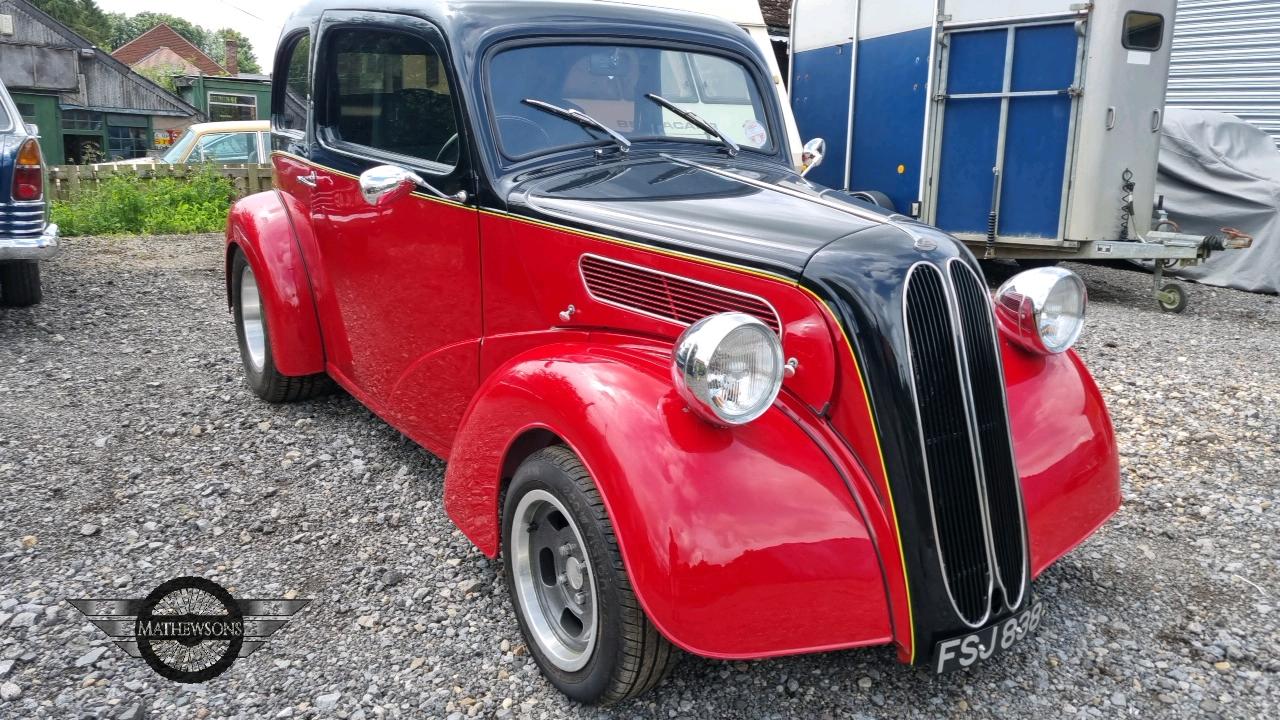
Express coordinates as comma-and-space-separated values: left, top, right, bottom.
522, 98, 631, 155
644, 93, 739, 157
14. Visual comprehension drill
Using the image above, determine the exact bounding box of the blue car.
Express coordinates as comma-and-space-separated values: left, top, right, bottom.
0, 78, 58, 306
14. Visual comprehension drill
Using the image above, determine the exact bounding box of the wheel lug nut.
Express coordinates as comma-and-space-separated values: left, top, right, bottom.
558, 543, 574, 557
556, 573, 568, 585
573, 592, 587, 604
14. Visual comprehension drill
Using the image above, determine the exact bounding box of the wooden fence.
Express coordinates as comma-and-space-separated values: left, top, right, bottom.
45, 163, 275, 202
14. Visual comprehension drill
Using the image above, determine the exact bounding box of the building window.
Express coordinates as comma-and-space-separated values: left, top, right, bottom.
15, 102, 36, 124
208, 93, 258, 121
107, 126, 150, 160
61, 110, 104, 131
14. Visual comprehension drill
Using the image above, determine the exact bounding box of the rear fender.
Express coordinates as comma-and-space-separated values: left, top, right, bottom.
224, 191, 324, 377
445, 336, 892, 658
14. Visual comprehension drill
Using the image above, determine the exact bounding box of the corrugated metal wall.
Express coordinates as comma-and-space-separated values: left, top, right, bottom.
1168, 0, 1280, 144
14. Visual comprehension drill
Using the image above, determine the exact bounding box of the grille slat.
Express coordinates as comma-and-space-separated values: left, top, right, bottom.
580, 255, 781, 333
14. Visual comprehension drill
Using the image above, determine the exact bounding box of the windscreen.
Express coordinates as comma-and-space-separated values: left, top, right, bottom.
489, 44, 774, 159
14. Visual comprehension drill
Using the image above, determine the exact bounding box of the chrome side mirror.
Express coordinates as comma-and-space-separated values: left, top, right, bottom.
359, 164, 424, 207
24, 123, 40, 137
358, 164, 469, 206
800, 138, 826, 177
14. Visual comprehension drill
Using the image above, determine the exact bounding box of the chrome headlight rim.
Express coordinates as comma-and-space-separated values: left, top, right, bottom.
672, 312, 785, 426
995, 267, 1088, 355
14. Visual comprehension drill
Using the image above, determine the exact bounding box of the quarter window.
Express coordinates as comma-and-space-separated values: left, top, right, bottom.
1123, 12, 1164, 51
209, 93, 258, 122
323, 28, 458, 169
276, 34, 311, 134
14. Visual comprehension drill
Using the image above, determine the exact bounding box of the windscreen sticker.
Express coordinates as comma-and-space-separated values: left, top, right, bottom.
743, 119, 768, 147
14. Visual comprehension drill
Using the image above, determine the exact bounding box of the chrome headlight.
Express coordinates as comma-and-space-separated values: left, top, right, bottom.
672, 313, 784, 426
994, 267, 1088, 354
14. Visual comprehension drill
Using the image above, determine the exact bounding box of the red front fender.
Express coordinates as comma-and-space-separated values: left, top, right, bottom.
444, 337, 893, 659
1005, 343, 1122, 577
225, 191, 324, 377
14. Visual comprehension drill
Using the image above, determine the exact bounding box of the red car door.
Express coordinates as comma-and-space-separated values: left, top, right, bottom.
305, 13, 482, 453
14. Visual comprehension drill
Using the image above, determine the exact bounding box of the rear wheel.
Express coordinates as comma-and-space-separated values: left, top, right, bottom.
231, 251, 330, 402
502, 446, 675, 704
0, 261, 43, 307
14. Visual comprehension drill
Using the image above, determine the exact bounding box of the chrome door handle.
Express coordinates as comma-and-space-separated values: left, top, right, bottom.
297, 172, 318, 187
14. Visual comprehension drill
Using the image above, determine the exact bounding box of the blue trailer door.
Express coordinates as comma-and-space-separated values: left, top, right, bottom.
931, 21, 1082, 240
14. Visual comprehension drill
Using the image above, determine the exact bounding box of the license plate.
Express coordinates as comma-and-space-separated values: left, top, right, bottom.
932, 600, 1046, 673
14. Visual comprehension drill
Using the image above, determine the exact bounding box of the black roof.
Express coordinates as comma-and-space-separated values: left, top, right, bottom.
283, 0, 763, 70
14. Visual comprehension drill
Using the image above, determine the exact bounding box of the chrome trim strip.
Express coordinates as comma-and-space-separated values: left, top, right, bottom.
658, 154, 928, 240
902, 261, 992, 629
577, 253, 783, 335
941, 259, 1003, 615
950, 259, 1030, 609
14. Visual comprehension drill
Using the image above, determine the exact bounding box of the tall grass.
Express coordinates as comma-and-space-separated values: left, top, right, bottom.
51, 165, 235, 236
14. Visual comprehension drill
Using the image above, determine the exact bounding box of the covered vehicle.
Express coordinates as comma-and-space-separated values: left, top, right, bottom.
0, 77, 58, 306
1157, 108, 1279, 295
225, 0, 1120, 704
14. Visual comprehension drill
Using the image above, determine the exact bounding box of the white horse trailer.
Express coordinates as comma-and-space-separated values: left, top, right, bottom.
603, 0, 805, 165
790, 0, 1252, 311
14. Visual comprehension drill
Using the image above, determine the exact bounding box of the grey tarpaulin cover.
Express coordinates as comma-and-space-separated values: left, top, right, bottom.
1156, 109, 1280, 294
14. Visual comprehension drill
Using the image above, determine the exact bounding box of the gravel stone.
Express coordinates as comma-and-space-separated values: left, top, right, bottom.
1, 682, 20, 701
1, 237, 1276, 718
74, 647, 106, 668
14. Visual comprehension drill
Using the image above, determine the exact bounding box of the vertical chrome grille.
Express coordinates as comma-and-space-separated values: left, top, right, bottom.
950, 262, 1027, 607
903, 261, 1027, 627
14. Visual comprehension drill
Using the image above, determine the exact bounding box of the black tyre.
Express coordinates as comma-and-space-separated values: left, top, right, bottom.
1157, 282, 1188, 313
848, 190, 897, 213
0, 261, 43, 307
230, 251, 330, 402
502, 446, 676, 705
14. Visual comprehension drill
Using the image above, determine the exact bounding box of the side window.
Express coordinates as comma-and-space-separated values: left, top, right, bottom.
1123, 12, 1164, 51
323, 27, 458, 170
276, 34, 311, 134
191, 132, 258, 163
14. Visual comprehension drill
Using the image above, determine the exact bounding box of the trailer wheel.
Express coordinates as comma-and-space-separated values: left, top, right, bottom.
848, 190, 896, 213
1157, 283, 1188, 313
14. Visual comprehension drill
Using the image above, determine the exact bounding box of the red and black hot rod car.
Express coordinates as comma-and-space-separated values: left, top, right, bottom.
226, 0, 1120, 704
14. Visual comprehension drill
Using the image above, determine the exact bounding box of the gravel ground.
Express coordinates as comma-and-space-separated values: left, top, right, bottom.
1, 235, 1276, 719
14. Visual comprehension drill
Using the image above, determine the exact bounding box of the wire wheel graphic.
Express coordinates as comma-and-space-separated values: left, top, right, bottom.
135, 576, 243, 683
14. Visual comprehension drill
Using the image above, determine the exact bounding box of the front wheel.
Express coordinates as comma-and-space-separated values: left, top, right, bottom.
230, 251, 330, 402
502, 446, 675, 705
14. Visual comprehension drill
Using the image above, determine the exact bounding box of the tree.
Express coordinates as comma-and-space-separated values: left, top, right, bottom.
205, 28, 263, 75
27, 0, 113, 48
106, 12, 208, 52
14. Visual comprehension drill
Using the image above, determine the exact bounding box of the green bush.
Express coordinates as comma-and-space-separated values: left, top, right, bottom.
51, 165, 236, 236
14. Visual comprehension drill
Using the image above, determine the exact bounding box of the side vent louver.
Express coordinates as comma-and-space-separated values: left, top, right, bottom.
579, 254, 781, 334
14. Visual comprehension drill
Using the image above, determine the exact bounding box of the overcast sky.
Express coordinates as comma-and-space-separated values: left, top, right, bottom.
97, 0, 305, 71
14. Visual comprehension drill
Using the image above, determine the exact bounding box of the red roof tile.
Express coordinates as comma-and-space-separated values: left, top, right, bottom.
112, 23, 226, 76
